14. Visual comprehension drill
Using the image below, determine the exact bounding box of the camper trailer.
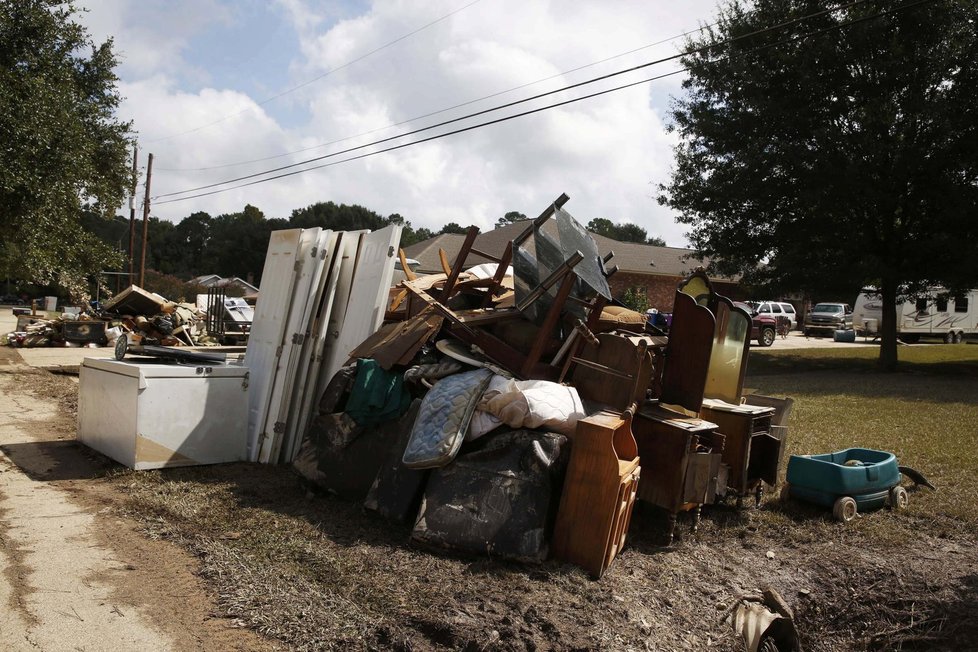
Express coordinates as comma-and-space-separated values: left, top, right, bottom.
853, 288, 978, 343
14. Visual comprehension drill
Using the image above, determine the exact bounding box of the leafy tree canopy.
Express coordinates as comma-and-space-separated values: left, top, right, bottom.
439, 222, 468, 235
586, 218, 667, 246
0, 0, 134, 299
496, 211, 527, 227
659, 0, 978, 369
289, 201, 433, 248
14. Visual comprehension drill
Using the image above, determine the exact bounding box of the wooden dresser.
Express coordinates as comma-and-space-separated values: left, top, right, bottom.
699, 398, 780, 506
552, 410, 640, 578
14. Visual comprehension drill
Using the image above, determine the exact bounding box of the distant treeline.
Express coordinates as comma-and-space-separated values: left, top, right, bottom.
82, 201, 665, 287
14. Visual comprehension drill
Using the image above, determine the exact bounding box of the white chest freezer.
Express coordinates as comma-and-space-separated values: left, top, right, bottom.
78, 358, 249, 470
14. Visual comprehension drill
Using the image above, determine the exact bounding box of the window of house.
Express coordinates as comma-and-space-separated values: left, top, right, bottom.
955, 295, 969, 313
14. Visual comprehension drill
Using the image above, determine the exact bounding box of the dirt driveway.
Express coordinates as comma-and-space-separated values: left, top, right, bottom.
0, 346, 276, 651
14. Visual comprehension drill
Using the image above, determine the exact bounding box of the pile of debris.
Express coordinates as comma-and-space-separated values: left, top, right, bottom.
2, 285, 232, 349
243, 193, 793, 578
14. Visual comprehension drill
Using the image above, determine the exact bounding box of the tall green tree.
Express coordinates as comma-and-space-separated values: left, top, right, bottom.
439, 222, 468, 235
0, 1, 134, 299
496, 211, 527, 227
659, 0, 978, 370
172, 211, 212, 275
206, 205, 283, 283
586, 218, 667, 246
290, 201, 390, 231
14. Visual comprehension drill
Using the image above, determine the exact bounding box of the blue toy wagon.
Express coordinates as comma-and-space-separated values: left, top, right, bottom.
782, 448, 908, 522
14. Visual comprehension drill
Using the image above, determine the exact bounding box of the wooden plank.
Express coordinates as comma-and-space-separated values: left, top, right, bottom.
520, 271, 576, 378
440, 226, 479, 302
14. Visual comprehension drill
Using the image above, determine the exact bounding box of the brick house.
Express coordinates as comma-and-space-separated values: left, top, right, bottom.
402, 220, 742, 311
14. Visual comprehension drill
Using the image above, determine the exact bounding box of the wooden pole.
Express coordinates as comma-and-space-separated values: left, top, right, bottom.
139, 152, 153, 288
128, 145, 137, 286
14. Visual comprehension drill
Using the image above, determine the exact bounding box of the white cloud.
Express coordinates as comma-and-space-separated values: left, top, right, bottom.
90, 0, 721, 246
81, 0, 231, 81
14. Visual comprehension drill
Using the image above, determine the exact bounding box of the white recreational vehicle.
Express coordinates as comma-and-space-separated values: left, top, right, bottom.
853, 288, 978, 343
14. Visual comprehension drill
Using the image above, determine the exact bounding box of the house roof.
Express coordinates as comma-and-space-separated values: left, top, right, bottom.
403, 219, 730, 281
189, 275, 259, 294
215, 277, 259, 293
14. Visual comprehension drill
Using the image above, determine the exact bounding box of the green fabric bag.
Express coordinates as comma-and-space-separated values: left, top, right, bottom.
345, 358, 411, 426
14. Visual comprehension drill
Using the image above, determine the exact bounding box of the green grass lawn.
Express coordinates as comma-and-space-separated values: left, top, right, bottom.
747, 343, 978, 535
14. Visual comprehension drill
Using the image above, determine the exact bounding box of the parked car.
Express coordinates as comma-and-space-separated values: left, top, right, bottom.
804, 302, 853, 336
0, 294, 25, 306
391, 257, 421, 285
749, 301, 798, 330
734, 301, 778, 347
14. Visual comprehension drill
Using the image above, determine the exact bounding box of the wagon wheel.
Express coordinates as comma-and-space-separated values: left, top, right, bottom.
833, 496, 858, 523
888, 485, 909, 511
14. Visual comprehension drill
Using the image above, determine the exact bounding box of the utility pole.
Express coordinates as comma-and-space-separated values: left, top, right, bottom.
128, 146, 138, 285
139, 152, 153, 288
128, 145, 138, 286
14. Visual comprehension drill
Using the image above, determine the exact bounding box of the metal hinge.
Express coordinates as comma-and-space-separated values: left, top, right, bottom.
291, 332, 305, 345
275, 344, 284, 358
388, 245, 395, 257
242, 371, 249, 389
273, 422, 286, 434
311, 246, 318, 258
293, 259, 302, 272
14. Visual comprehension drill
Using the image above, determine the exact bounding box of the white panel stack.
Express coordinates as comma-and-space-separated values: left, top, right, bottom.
245, 224, 402, 463
245, 229, 306, 461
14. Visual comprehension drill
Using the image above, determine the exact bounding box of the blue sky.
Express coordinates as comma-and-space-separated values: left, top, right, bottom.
80, 0, 722, 245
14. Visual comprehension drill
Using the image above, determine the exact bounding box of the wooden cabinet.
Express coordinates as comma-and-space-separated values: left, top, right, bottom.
631, 403, 725, 543
699, 399, 781, 505
552, 411, 640, 578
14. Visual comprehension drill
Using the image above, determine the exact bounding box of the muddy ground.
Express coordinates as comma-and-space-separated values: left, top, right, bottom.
2, 354, 977, 651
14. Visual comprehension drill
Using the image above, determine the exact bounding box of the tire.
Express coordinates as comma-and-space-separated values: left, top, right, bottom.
833, 496, 858, 523
944, 331, 954, 344
759, 327, 776, 347
889, 486, 909, 511
953, 331, 963, 344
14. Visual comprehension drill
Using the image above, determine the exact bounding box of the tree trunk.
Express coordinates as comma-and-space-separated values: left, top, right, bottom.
879, 275, 899, 371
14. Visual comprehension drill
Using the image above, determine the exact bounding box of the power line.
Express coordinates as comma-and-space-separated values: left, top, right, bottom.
154, 69, 685, 205
155, 21, 718, 172
144, 0, 484, 144
155, 0, 936, 205
155, 0, 877, 199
